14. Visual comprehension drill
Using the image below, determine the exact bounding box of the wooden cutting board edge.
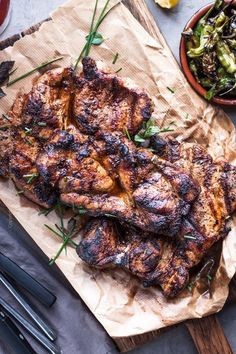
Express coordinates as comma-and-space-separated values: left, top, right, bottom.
0, 1, 235, 353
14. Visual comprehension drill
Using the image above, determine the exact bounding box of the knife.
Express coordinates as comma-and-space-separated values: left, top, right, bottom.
0, 308, 37, 354
0, 272, 57, 341
0, 252, 56, 307
0, 296, 62, 354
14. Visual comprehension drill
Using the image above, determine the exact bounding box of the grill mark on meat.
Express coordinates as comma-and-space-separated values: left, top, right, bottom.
73, 57, 152, 135
3, 58, 236, 298
77, 218, 162, 278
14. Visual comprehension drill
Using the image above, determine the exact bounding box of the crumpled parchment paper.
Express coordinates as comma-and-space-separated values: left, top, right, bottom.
0, 0, 236, 338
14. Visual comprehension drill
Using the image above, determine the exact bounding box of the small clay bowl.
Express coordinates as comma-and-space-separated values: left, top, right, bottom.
180, 2, 236, 106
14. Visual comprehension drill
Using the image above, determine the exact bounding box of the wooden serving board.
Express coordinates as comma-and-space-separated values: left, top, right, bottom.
0, 1, 236, 353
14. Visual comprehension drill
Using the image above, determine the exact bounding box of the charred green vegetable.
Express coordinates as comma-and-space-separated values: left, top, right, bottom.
184, 0, 236, 100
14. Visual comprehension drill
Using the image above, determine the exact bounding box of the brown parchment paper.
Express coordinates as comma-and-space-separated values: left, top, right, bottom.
0, 0, 236, 338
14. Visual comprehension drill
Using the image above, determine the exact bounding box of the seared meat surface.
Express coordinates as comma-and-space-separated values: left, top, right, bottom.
78, 218, 162, 280
1, 57, 236, 297
73, 57, 152, 135
38, 128, 199, 235
147, 136, 236, 296
1, 67, 72, 206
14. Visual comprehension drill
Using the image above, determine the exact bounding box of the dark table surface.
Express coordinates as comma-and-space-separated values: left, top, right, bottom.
0, 1, 236, 353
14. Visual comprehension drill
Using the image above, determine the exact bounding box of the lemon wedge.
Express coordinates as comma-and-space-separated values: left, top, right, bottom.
155, 0, 179, 9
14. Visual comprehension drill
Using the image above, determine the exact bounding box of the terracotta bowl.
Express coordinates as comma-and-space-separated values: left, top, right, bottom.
180, 2, 236, 106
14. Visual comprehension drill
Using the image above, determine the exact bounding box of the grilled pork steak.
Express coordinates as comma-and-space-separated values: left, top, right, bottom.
2, 67, 72, 206
73, 57, 152, 135
1, 57, 235, 297
77, 218, 162, 280
38, 128, 199, 235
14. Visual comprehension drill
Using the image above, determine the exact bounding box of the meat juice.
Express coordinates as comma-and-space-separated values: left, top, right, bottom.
0, 0, 11, 35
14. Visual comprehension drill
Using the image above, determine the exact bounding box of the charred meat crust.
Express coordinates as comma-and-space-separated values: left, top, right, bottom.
77, 218, 162, 279
2, 58, 236, 298
73, 57, 153, 135
50, 129, 199, 236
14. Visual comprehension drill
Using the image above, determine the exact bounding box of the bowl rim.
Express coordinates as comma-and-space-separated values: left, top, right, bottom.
179, 2, 236, 106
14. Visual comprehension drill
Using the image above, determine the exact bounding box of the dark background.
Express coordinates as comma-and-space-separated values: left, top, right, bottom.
0, 1, 236, 353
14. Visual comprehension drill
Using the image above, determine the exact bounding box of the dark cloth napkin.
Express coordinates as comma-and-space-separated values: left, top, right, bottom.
0, 210, 116, 354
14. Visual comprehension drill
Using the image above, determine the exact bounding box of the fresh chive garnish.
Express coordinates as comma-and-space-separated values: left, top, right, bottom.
134, 119, 175, 143
85, 0, 99, 57
74, 0, 104, 70
45, 224, 78, 249
9, 67, 18, 76
77, 208, 87, 215
37, 122, 47, 127
2, 114, 10, 121
23, 173, 38, 184
115, 67, 122, 73
7, 57, 63, 86
38, 204, 58, 216
184, 234, 196, 240
74, 0, 120, 70
26, 139, 33, 145
124, 127, 131, 140
185, 113, 190, 120
47, 201, 79, 264
112, 52, 119, 64
207, 274, 212, 281
187, 282, 194, 292
24, 127, 32, 135
167, 86, 175, 94
16, 190, 24, 195
49, 233, 75, 265
151, 156, 157, 163
45, 202, 79, 265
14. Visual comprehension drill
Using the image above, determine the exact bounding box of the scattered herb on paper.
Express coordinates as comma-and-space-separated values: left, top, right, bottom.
167, 86, 175, 93
7, 57, 63, 86
115, 67, 122, 73
45, 224, 78, 259
16, 190, 24, 196
185, 113, 190, 120
112, 52, 119, 64
38, 204, 59, 216
2, 114, 11, 121
9, 67, 18, 76
74, 0, 121, 70
45, 202, 79, 265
